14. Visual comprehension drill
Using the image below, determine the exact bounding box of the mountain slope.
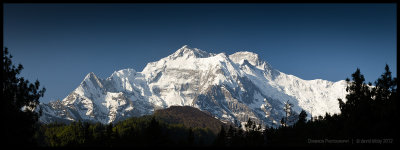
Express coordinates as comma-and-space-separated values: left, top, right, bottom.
154, 106, 226, 134
39, 45, 347, 127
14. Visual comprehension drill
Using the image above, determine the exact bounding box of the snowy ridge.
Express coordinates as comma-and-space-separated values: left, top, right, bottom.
39, 45, 348, 127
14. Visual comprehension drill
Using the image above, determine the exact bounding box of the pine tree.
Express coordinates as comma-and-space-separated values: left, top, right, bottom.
283, 100, 294, 127
296, 109, 308, 126
337, 68, 378, 137
371, 64, 397, 138
374, 64, 397, 103
3, 47, 46, 146
338, 68, 373, 119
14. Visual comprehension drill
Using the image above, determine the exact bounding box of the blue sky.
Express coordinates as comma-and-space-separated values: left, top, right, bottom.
3, 4, 397, 103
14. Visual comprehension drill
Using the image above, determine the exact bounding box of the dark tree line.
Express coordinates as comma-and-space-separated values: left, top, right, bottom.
35, 116, 216, 147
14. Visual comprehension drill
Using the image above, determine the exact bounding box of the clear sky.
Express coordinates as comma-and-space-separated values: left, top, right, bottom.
3, 3, 397, 103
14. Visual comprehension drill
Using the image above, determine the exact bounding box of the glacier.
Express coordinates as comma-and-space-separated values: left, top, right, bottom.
39, 45, 347, 127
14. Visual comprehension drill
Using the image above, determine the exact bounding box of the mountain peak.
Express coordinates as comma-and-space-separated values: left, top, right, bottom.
81, 72, 103, 89
180, 44, 189, 49
84, 72, 97, 80
229, 51, 259, 62
110, 68, 136, 79
169, 45, 212, 59
229, 51, 275, 72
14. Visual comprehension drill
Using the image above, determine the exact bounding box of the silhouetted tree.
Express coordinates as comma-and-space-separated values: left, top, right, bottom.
370, 64, 397, 138
296, 109, 307, 126
338, 68, 373, 119
335, 65, 398, 139
3, 47, 46, 146
374, 64, 397, 101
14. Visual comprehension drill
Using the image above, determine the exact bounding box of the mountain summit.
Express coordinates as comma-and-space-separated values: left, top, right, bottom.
39, 45, 347, 127
169, 45, 213, 59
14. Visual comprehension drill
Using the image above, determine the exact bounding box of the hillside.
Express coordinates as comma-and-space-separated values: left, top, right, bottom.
154, 106, 227, 134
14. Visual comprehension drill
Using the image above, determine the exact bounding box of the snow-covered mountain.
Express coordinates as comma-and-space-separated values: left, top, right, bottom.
39, 45, 347, 127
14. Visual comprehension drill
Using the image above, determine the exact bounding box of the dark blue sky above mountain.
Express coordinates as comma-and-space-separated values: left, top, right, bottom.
4, 4, 396, 103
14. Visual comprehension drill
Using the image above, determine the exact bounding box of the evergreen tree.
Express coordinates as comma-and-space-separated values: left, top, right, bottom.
296, 109, 308, 126
338, 68, 373, 119
371, 64, 397, 138
3, 47, 46, 146
374, 64, 396, 98
283, 100, 294, 127
337, 66, 397, 138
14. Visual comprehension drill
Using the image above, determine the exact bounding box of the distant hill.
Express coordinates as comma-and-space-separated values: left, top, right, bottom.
154, 106, 227, 134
